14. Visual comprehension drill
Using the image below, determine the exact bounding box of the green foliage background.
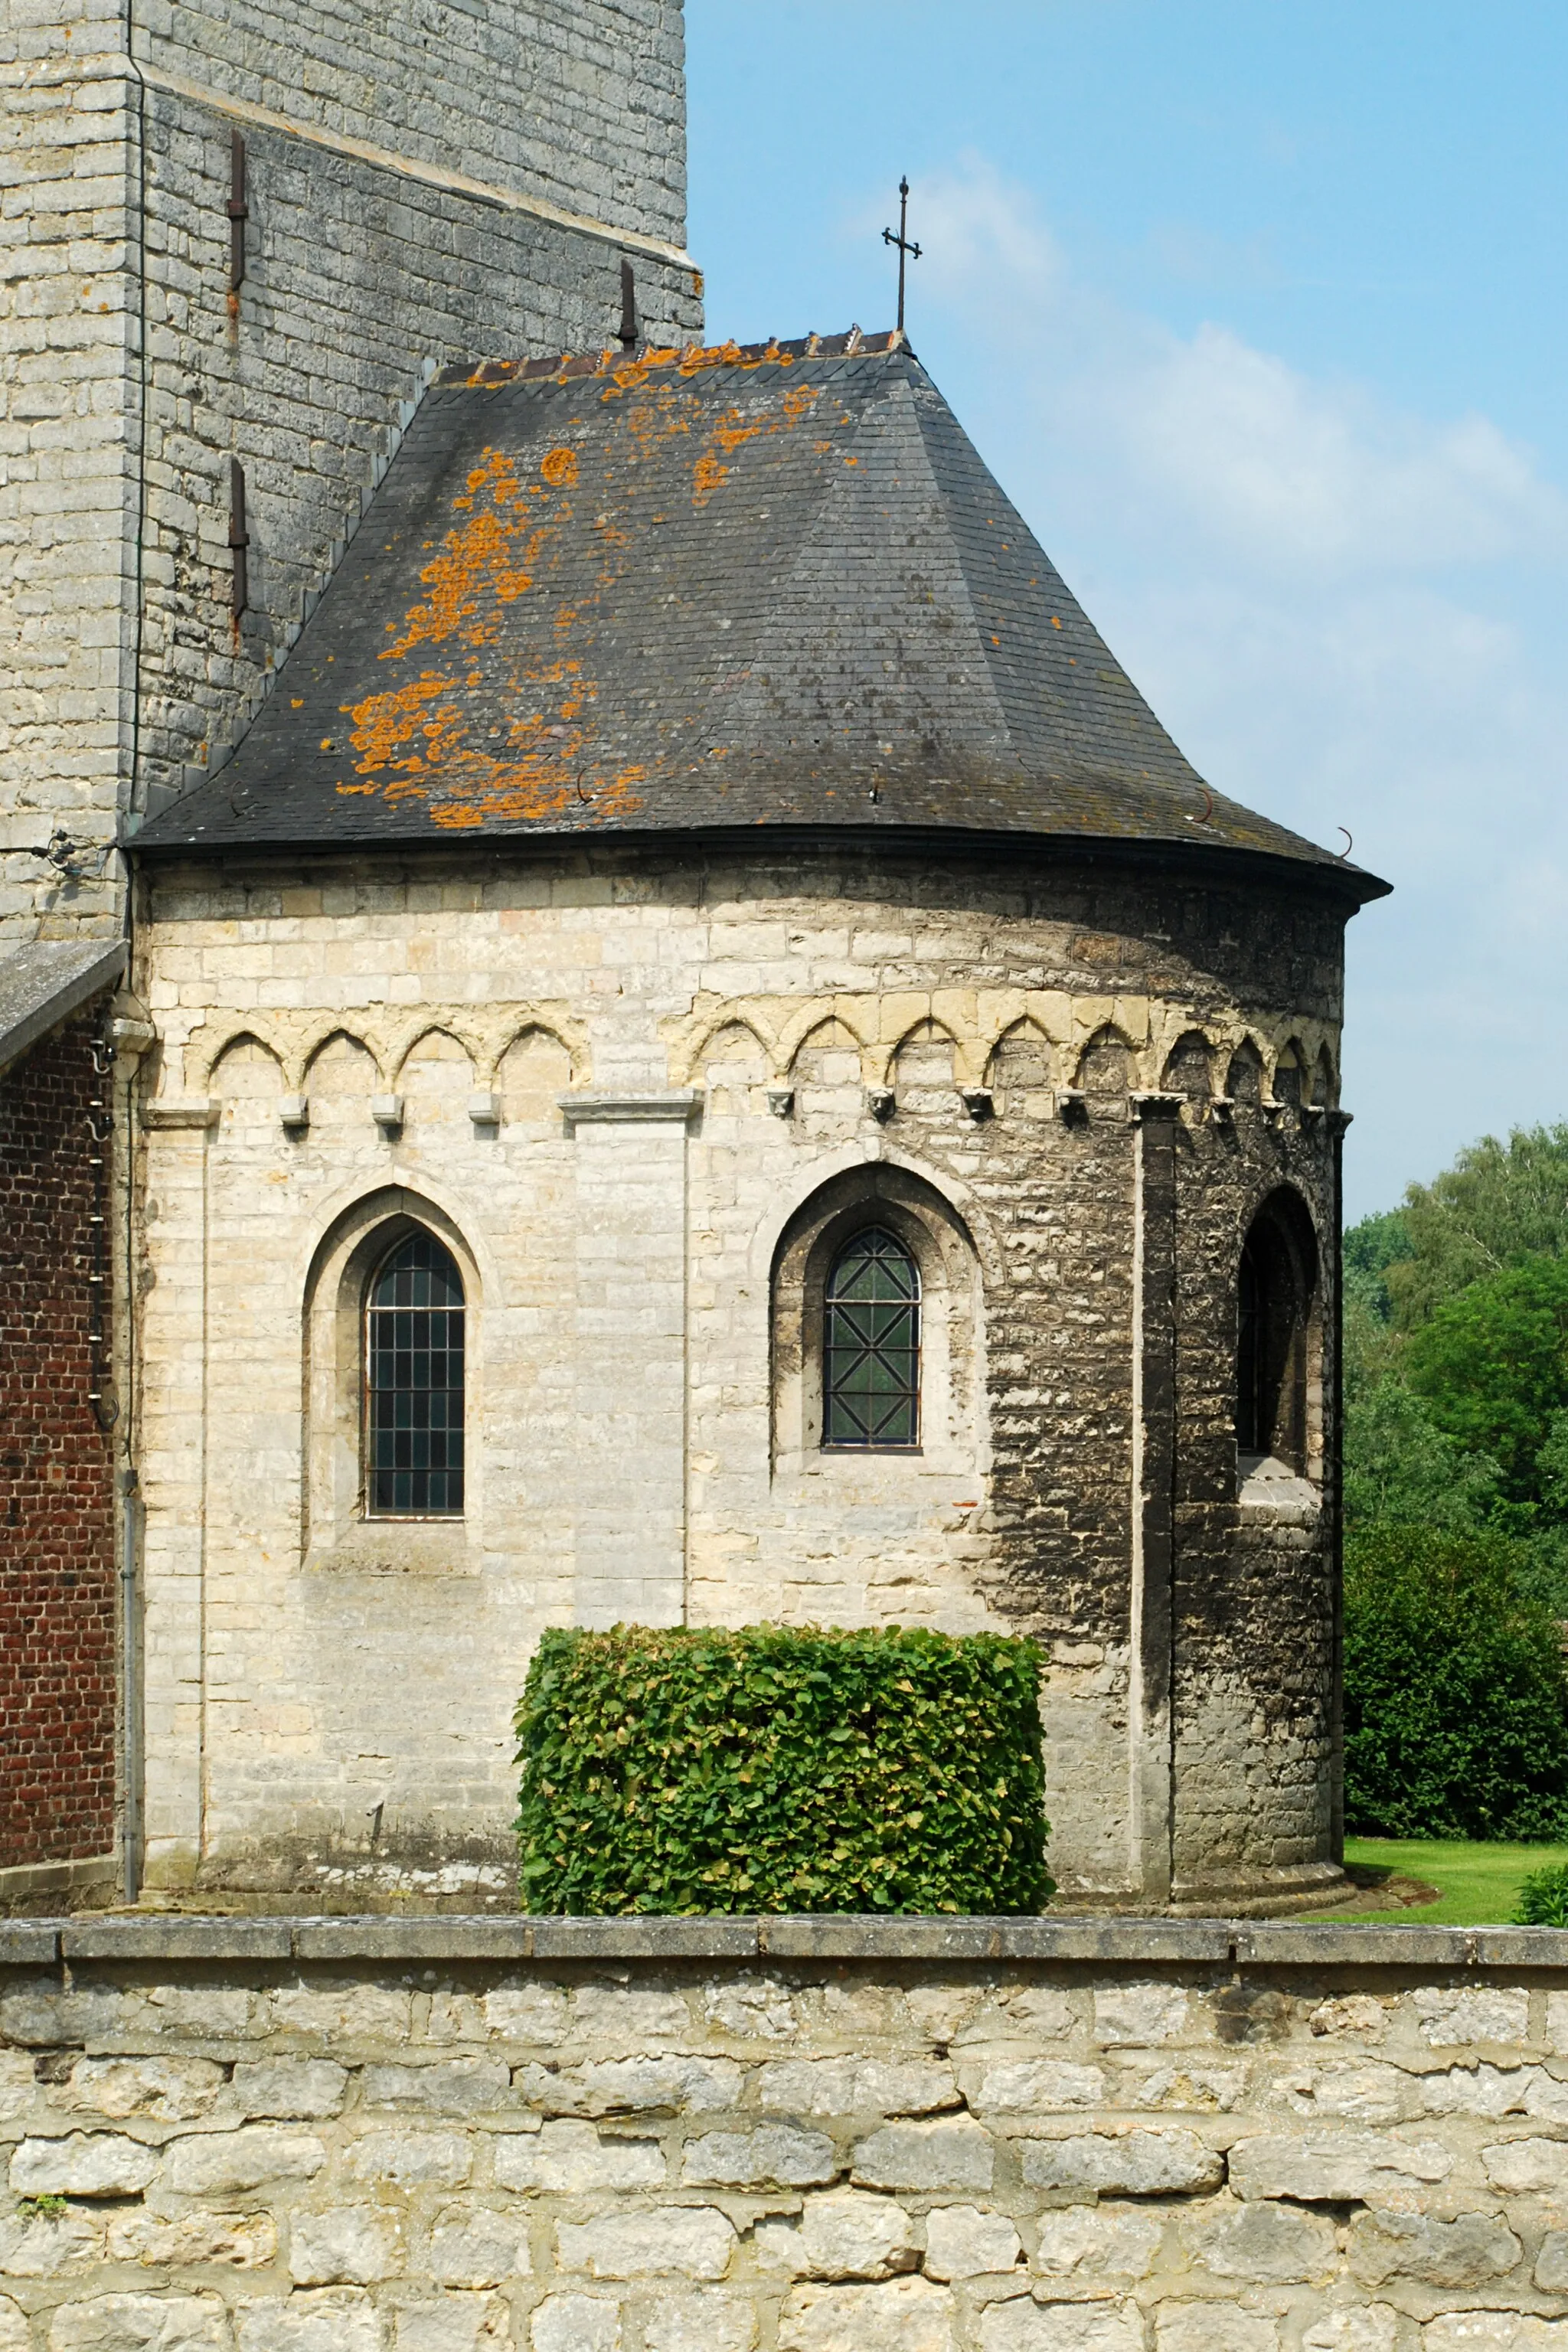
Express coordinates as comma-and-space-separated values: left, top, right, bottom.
1344, 1120, 1568, 1838
514, 1622, 1052, 1916
1344, 1528, 1568, 1840
1344, 1121, 1568, 1612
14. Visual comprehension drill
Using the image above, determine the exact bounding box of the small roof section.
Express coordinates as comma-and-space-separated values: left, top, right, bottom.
138, 332, 1385, 901
0, 937, 125, 1082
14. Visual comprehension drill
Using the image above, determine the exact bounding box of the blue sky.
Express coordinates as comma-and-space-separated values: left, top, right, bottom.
684, 2, 1568, 1221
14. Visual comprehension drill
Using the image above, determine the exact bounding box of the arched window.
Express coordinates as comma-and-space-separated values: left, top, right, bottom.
823, 1226, 921, 1449
365, 1230, 466, 1517
1236, 1198, 1315, 1472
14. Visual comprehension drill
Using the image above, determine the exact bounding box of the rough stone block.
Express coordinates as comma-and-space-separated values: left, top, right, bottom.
980, 2300, 1142, 2352
1227, 2131, 1452, 2202
0, 2207, 104, 2277
0, 2300, 23, 2351
966, 2060, 1106, 2115
1155, 2307, 1279, 2352
343, 2131, 473, 2188
64, 2056, 223, 2122
1482, 2137, 1568, 2194
1537, 2231, 1568, 2290
362, 2060, 513, 2114
554, 2207, 736, 2281
269, 1984, 412, 2043
514, 2058, 741, 2118
1020, 2128, 1221, 2198
1302, 2313, 1397, 2352
851, 2118, 995, 2193
1031, 2207, 1163, 2282
289, 2203, 405, 2285
45, 2293, 230, 2348
495, 2122, 663, 2194
641, 2291, 756, 2352
1413, 1988, 1530, 2048
231, 2060, 348, 2119
528, 2296, 621, 2352
429, 2206, 532, 2288
1265, 2060, 1407, 2124
11, 2133, 160, 2198
757, 2059, 956, 2117
394, 2295, 511, 2352
234, 2288, 384, 2350
1424, 2318, 1568, 2351
1093, 1986, 1191, 2047
1348, 2207, 1521, 2289
778, 2275, 957, 2352
681, 2125, 839, 2187
165, 2125, 326, 2194
755, 2193, 917, 2282
105, 2211, 276, 2269
1182, 2196, 1336, 2282
922, 2203, 1022, 2280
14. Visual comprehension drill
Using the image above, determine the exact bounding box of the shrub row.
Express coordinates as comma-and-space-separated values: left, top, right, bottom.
514, 1622, 1051, 1916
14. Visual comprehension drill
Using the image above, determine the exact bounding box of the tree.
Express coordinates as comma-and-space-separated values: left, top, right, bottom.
1389, 1124, 1568, 1330
1344, 1528, 1568, 1841
1404, 1255, 1568, 1504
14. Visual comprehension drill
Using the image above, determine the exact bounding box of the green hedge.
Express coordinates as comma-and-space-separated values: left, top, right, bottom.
514, 1622, 1051, 1916
1344, 1526, 1568, 1840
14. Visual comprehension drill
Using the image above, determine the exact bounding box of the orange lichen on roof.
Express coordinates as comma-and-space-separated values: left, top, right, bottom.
691, 384, 823, 506
540, 446, 578, 487
382, 450, 559, 661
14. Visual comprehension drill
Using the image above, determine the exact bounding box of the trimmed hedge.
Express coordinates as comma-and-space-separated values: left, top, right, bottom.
514, 1622, 1051, 1916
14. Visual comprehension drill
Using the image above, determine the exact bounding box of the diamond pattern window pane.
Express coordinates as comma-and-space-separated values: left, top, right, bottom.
366, 1230, 465, 1516
823, 1225, 920, 1449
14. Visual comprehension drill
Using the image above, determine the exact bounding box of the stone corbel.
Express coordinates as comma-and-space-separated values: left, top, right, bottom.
371, 1094, 403, 1135
959, 1086, 993, 1123
766, 1087, 795, 1119
143, 1098, 219, 1131
1326, 1109, 1354, 1137
1207, 1096, 1235, 1126
1129, 1090, 1183, 1124
1055, 1088, 1086, 1125
279, 1094, 309, 1132
864, 1086, 895, 1124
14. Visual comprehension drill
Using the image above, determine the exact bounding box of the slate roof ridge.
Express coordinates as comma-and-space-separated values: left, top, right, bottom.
434, 326, 905, 393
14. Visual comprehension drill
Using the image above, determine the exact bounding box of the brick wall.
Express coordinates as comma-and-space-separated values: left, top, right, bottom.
0, 1008, 116, 1871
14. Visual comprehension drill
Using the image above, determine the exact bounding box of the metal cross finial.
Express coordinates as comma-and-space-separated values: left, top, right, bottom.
882, 175, 921, 334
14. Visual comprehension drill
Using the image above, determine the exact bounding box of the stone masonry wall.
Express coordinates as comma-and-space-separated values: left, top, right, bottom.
0, 1010, 116, 1873
129, 841, 1352, 1909
0, 1917, 1563, 2347
0, 1, 697, 938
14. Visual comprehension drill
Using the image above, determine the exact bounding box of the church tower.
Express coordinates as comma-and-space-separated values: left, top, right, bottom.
2, 0, 699, 936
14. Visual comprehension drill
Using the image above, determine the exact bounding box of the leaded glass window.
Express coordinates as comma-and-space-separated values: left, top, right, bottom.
365, 1230, 465, 1516
823, 1226, 920, 1448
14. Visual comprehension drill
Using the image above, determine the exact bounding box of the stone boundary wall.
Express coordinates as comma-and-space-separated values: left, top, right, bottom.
0, 1919, 1566, 2346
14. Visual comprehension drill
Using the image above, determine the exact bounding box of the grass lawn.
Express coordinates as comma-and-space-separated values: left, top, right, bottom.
1335, 1834, 1568, 1925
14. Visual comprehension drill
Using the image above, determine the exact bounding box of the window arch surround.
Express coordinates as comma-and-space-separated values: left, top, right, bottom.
1236, 1185, 1321, 1481
302, 1187, 483, 1564
770, 1165, 985, 1478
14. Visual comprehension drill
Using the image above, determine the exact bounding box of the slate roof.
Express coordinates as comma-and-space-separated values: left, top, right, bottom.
136, 332, 1387, 903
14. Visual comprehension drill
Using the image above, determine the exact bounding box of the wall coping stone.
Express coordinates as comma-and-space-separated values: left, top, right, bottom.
0, 1913, 1556, 1968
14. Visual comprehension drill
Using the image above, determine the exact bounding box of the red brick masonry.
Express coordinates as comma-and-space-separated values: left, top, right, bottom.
0, 1009, 115, 1867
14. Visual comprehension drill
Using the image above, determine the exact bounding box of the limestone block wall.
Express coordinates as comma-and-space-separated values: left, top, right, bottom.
0, 1916, 1563, 2347
128, 842, 1352, 1910
0, 1, 698, 937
